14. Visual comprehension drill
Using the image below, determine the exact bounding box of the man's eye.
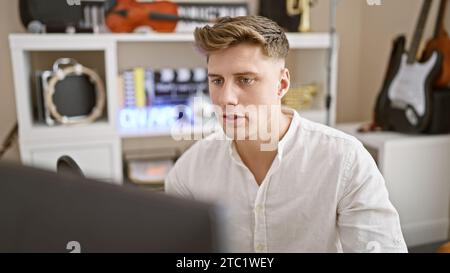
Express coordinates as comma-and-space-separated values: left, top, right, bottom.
210, 78, 223, 85
239, 77, 255, 85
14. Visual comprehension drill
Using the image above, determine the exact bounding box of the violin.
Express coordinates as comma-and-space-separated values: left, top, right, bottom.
105, 0, 211, 33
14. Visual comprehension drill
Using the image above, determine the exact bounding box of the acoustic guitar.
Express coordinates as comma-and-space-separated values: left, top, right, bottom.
423, 0, 450, 87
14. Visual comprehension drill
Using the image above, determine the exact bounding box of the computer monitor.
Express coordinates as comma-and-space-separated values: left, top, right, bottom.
0, 162, 221, 253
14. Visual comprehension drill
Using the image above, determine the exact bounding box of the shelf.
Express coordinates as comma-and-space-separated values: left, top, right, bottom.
9, 34, 115, 51
286, 33, 333, 49
335, 122, 450, 151
114, 33, 196, 42
9, 32, 333, 50
298, 109, 328, 124
115, 32, 333, 49
20, 121, 116, 143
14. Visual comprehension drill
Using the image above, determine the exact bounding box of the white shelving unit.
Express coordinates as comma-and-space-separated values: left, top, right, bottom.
10, 32, 333, 46
9, 32, 338, 184
336, 123, 450, 247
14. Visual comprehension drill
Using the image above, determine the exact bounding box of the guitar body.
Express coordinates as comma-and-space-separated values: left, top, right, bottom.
423, 31, 450, 87
376, 39, 442, 133
375, 35, 406, 130
387, 51, 441, 132
423, 0, 450, 87
375, 0, 446, 134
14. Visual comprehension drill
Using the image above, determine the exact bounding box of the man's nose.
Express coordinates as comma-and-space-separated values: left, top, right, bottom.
216, 81, 239, 106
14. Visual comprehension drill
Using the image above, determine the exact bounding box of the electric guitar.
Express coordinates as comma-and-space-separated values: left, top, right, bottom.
377, 0, 442, 133
373, 36, 406, 132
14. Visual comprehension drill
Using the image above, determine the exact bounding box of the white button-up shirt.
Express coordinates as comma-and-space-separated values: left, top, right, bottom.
165, 109, 407, 253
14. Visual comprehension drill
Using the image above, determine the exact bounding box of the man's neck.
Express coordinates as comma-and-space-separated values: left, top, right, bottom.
233, 111, 292, 184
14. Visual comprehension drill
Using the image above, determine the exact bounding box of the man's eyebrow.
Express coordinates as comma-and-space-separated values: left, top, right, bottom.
233, 71, 259, 76
207, 72, 259, 77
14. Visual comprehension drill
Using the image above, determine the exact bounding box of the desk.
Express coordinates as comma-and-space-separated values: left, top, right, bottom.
336, 123, 450, 247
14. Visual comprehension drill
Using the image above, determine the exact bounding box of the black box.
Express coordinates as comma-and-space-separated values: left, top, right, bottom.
426, 87, 450, 134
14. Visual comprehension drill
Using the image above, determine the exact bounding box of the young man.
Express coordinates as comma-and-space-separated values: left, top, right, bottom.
165, 16, 407, 253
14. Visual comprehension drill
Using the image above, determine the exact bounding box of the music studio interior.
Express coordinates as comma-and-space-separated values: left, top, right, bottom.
1, 0, 450, 253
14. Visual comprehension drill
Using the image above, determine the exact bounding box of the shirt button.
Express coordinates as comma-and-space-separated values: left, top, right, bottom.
255, 204, 263, 212
255, 244, 265, 252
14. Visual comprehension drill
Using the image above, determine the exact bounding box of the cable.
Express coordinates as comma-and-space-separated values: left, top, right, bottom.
326, 0, 339, 126
0, 122, 18, 160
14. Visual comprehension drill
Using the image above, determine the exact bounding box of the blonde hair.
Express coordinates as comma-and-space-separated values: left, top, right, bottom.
194, 16, 289, 60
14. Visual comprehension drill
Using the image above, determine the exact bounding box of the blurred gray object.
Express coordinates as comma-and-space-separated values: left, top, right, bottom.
56, 155, 85, 177
0, 162, 221, 253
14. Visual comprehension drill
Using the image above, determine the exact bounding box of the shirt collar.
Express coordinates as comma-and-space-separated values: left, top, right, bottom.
277, 107, 299, 160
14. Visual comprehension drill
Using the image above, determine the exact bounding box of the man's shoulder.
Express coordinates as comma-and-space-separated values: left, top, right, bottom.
299, 117, 363, 150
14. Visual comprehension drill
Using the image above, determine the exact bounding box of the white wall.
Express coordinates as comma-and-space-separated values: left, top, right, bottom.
0, 0, 23, 162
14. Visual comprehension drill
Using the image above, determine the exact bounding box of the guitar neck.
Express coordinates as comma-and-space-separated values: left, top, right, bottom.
408, 0, 434, 64
434, 0, 448, 37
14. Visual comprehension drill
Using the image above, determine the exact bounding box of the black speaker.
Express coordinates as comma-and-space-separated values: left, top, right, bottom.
259, 0, 301, 32
19, 0, 83, 30
426, 87, 450, 134
19, 0, 111, 33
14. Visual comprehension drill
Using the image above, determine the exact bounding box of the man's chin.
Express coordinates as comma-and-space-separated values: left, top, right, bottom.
220, 124, 249, 140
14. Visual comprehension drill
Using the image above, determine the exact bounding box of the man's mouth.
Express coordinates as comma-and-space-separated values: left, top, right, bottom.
222, 113, 246, 122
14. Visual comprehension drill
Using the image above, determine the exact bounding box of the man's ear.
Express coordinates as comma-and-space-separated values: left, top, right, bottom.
278, 68, 290, 98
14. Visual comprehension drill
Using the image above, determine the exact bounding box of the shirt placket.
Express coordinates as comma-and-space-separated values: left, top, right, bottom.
252, 158, 280, 253
253, 182, 268, 253
228, 139, 285, 253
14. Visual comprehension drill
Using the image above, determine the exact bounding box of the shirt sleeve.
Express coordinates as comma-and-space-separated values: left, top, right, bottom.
164, 161, 194, 199
337, 142, 408, 253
